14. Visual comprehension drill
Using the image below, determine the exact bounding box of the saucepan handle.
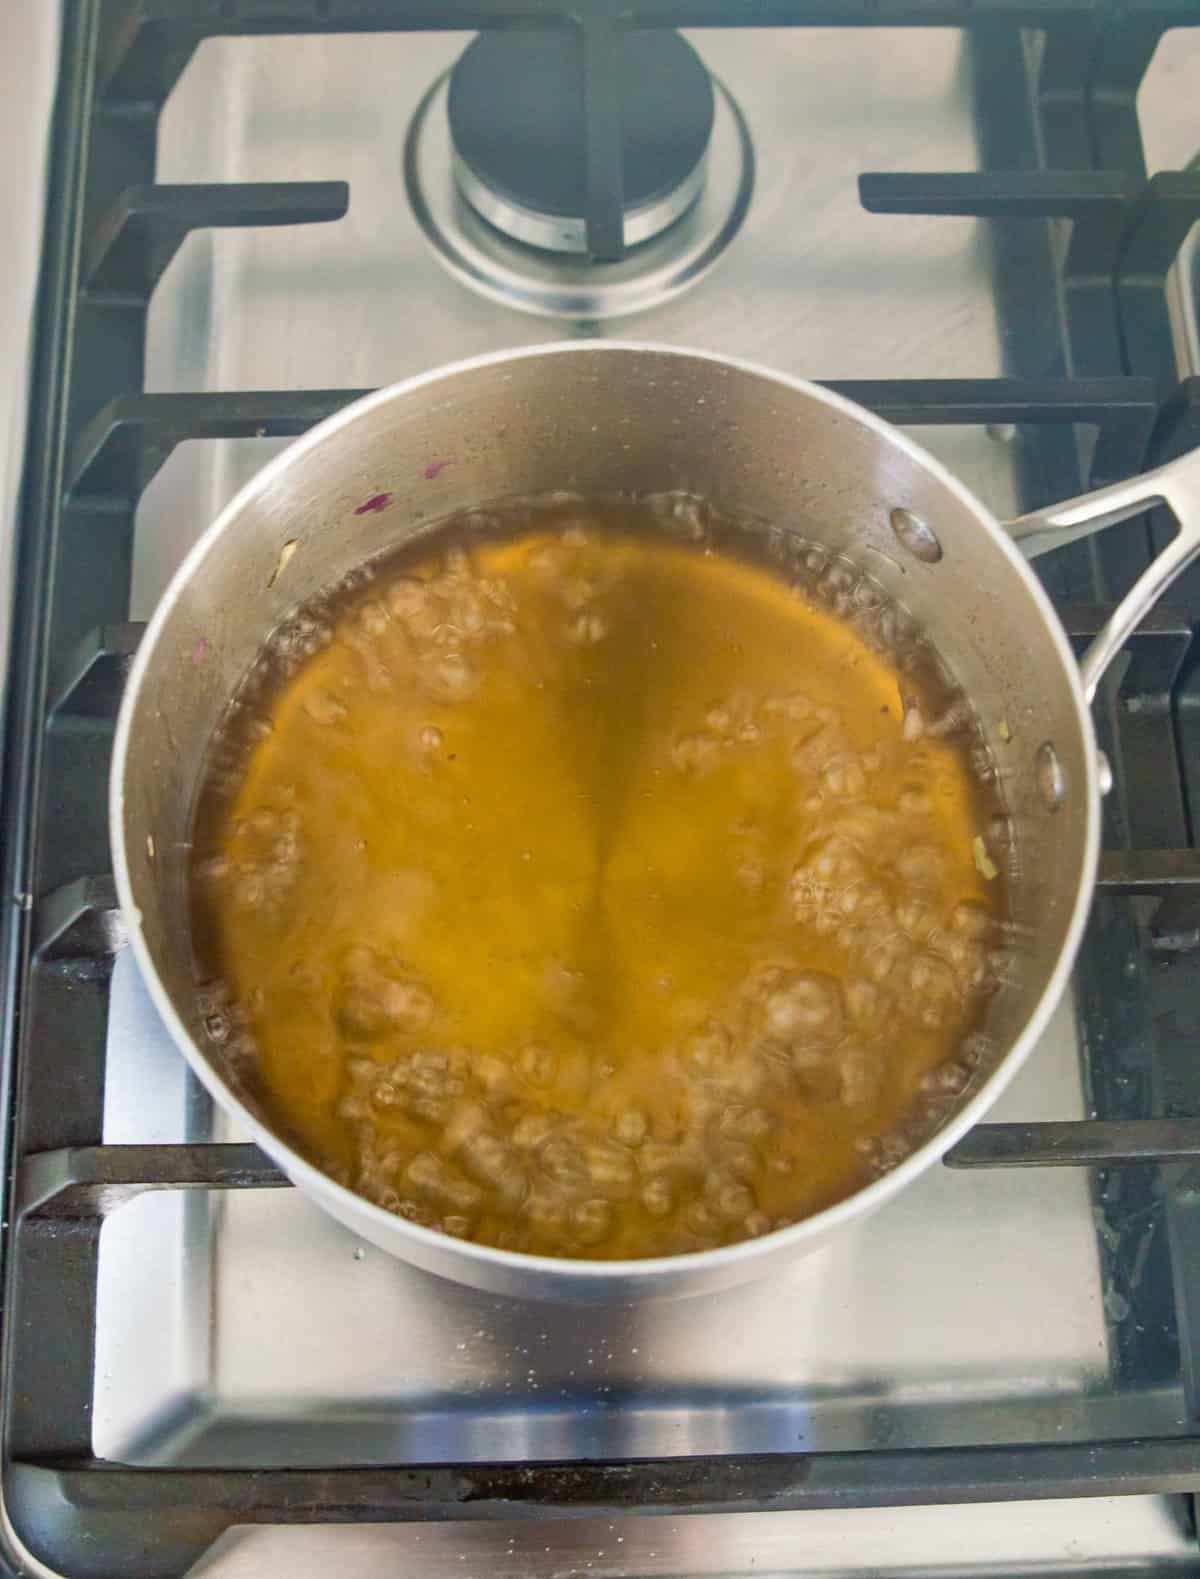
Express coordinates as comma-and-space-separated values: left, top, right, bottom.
1004, 446, 1200, 705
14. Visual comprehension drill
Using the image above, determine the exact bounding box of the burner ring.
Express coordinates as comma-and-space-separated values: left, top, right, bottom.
452, 149, 708, 255
405, 70, 754, 321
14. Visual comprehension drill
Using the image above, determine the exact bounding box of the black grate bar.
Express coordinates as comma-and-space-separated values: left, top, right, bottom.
17, 1143, 288, 1220
47, 1444, 1200, 1579
66, 388, 372, 503
12, 1436, 1200, 1558
1061, 604, 1194, 868
862, 164, 1139, 303
96, 5, 1200, 106
13, 1442, 1200, 1576
1117, 171, 1200, 282
861, 170, 1200, 299
32, 877, 123, 966
580, 18, 626, 261
47, 620, 146, 719
1059, 601, 1191, 642
64, 379, 1157, 508
824, 377, 1155, 426
26, 1103, 1200, 1222
859, 169, 1134, 218
109, 1, 1200, 30
1097, 848, 1200, 897
82, 181, 349, 303
1150, 377, 1200, 469
947, 1119, 1200, 1169
827, 377, 1156, 484
631, 0, 1200, 18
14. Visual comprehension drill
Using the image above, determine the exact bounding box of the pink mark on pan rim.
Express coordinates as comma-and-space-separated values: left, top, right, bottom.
191, 637, 210, 667
423, 458, 453, 480
354, 492, 394, 515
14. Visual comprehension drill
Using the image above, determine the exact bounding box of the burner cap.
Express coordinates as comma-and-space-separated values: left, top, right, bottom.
448, 30, 714, 255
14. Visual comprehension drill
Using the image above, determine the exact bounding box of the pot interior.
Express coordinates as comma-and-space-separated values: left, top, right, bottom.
116, 345, 1094, 1185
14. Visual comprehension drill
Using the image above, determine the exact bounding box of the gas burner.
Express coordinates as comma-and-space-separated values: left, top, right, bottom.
448, 31, 714, 255
404, 46, 753, 321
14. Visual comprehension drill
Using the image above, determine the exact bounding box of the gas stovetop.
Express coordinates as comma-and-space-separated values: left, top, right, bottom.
6, 6, 1200, 1578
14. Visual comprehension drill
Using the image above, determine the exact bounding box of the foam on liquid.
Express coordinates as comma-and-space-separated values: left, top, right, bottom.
191, 499, 1005, 1260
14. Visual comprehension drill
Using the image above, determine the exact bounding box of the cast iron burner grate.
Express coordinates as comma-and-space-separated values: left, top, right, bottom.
6, 3, 1200, 1577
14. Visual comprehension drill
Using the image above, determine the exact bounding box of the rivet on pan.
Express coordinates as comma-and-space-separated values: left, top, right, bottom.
889, 507, 943, 564
1036, 742, 1066, 811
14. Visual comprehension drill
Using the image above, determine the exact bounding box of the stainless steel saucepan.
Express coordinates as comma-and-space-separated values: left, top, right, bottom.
111, 343, 1200, 1302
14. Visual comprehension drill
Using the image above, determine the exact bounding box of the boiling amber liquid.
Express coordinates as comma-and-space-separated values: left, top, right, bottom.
191, 503, 1001, 1260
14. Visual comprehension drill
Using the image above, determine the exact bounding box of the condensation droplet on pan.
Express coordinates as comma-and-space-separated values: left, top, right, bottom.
889, 507, 943, 564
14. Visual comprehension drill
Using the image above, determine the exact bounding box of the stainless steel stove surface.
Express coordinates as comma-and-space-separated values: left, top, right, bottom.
8, 10, 1200, 1579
